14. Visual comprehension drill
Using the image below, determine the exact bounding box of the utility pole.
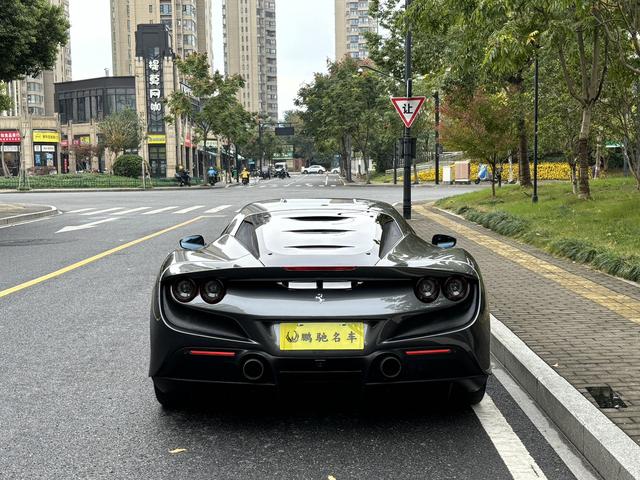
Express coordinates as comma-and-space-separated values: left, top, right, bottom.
402, 0, 413, 220
434, 91, 440, 185
258, 121, 264, 172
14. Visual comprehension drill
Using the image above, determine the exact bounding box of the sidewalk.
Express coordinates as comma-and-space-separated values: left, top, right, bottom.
409, 204, 640, 476
0, 203, 59, 225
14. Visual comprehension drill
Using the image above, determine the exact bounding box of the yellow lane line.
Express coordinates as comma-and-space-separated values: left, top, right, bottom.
415, 205, 640, 326
0, 216, 206, 299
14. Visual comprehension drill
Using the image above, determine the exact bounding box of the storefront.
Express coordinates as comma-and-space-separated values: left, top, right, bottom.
148, 134, 167, 178
32, 130, 60, 173
0, 130, 22, 176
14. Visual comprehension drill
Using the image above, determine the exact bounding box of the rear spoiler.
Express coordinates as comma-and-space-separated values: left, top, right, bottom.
160, 264, 480, 284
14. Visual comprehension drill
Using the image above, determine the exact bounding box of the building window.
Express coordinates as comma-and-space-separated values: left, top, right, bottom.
149, 4, 153, 13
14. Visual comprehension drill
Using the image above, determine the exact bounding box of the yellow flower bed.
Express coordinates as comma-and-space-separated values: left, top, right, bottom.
401, 162, 572, 182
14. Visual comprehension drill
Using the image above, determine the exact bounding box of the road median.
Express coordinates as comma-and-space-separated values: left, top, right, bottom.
0, 204, 59, 225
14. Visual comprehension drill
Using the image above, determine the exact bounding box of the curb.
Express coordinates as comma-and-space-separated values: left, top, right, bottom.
491, 314, 640, 480
0, 205, 60, 226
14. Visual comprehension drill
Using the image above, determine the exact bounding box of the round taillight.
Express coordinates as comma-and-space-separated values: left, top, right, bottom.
416, 277, 440, 303
443, 276, 469, 301
201, 280, 225, 304
172, 278, 197, 303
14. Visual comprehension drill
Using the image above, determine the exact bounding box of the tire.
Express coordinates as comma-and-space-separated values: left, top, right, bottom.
153, 383, 185, 409
474, 178, 481, 185
453, 382, 486, 406
302, 171, 308, 174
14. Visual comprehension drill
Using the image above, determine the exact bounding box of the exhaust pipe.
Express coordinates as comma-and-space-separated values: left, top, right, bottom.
242, 358, 265, 381
380, 355, 402, 379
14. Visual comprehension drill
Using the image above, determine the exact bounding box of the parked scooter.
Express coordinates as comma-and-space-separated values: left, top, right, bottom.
474, 163, 502, 185
175, 171, 192, 187
275, 169, 290, 179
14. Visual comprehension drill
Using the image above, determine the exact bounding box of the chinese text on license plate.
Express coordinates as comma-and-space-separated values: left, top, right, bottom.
279, 322, 365, 351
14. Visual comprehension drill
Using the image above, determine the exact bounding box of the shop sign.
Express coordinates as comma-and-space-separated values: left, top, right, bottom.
41, 145, 56, 152
34, 145, 41, 152
72, 136, 91, 145
0, 130, 21, 143
33, 130, 60, 143
148, 134, 166, 145
1, 145, 19, 152
146, 57, 165, 134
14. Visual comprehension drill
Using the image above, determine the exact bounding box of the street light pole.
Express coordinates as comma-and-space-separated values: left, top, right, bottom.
434, 91, 440, 185
258, 121, 264, 172
532, 49, 539, 203
403, 0, 413, 220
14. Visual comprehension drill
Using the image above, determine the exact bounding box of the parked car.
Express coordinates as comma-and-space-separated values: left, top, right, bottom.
149, 198, 490, 408
331, 167, 340, 174
302, 165, 326, 174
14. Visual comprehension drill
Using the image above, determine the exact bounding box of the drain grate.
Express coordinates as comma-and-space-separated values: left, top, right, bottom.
586, 386, 627, 409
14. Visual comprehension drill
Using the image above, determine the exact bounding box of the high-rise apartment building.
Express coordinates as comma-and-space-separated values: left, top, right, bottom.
223, 0, 278, 122
110, 0, 214, 76
335, 0, 377, 60
4, 0, 72, 117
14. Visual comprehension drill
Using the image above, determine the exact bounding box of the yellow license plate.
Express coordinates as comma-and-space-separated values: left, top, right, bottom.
279, 322, 365, 351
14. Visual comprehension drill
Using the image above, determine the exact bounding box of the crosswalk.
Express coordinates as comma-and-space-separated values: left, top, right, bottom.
251, 183, 338, 188
67, 204, 233, 217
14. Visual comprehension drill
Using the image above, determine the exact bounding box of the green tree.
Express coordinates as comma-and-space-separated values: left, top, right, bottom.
295, 57, 391, 182
441, 89, 516, 196
166, 53, 250, 180
99, 109, 145, 162
0, 0, 69, 108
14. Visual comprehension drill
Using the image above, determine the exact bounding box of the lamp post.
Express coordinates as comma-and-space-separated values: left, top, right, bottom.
434, 91, 440, 185
532, 48, 539, 203
402, 0, 413, 219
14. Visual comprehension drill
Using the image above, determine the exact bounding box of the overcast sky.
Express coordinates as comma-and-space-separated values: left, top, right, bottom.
69, 0, 335, 118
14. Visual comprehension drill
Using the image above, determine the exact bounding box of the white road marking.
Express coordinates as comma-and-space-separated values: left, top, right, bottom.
56, 218, 119, 234
112, 207, 151, 216
142, 206, 178, 215
204, 205, 231, 214
173, 205, 205, 214
325, 175, 328, 186
68, 208, 96, 214
331, 185, 337, 187
259, 185, 266, 188
492, 362, 600, 480
473, 395, 547, 480
306, 183, 313, 187
80, 207, 123, 216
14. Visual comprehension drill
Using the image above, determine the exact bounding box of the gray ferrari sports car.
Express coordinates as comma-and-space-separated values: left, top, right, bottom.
149, 198, 490, 407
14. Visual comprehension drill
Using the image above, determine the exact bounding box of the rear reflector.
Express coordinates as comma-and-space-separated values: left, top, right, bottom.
405, 349, 452, 356
283, 266, 356, 272
188, 350, 236, 357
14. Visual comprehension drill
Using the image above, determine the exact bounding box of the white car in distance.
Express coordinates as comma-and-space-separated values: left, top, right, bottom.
301, 165, 326, 174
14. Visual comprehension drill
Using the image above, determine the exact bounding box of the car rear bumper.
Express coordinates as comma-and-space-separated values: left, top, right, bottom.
150, 310, 490, 392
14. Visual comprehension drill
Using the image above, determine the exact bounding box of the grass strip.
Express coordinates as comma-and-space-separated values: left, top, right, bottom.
436, 177, 640, 283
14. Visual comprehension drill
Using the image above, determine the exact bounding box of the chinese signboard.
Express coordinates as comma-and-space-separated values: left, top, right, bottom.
0, 130, 21, 143
148, 134, 167, 144
146, 57, 165, 136
279, 322, 365, 351
33, 131, 60, 143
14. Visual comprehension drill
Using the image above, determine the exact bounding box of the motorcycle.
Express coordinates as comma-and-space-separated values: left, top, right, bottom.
275, 169, 290, 179
242, 176, 250, 185
175, 171, 192, 187
207, 172, 218, 186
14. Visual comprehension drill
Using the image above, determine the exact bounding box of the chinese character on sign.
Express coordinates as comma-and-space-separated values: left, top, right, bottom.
150, 89, 161, 99
316, 332, 328, 343
333, 332, 341, 343
150, 102, 162, 113
149, 74, 161, 86
148, 59, 160, 71
347, 331, 357, 343
301, 333, 312, 343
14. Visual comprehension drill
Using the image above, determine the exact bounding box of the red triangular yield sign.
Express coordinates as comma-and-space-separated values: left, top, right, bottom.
391, 97, 427, 128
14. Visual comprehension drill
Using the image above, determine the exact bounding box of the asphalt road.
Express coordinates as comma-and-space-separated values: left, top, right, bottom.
0, 174, 598, 479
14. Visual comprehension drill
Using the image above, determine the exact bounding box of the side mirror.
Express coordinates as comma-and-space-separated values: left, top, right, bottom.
180, 235, 205, 251
432, 234, 456, 249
